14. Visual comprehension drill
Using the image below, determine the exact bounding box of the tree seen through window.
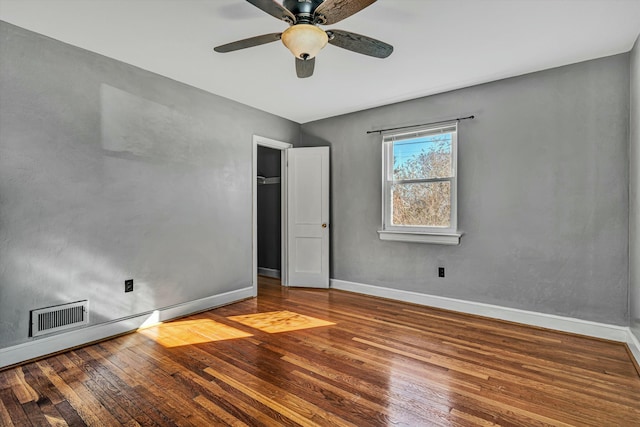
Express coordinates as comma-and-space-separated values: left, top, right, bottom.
391, 134, 453, 227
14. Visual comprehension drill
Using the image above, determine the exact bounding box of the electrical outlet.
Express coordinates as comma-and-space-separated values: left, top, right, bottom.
125, 279, 134, 292
438, 267, 445, 278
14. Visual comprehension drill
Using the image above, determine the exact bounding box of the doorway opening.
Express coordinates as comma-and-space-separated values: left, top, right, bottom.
252, 135, 292, 295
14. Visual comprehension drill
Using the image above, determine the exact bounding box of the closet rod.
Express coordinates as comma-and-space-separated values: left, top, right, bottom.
366, 115, 475, 135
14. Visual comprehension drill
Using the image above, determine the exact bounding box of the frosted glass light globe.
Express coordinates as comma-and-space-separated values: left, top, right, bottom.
281, 24, 329, 60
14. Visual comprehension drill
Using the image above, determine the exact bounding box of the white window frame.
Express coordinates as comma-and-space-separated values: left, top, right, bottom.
378, 122, 462, 245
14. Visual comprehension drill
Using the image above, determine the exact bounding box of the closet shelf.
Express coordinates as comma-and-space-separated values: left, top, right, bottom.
257, 176, 280, 185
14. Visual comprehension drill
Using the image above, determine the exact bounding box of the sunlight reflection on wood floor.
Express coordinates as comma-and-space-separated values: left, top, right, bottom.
228, 310, 335, 333
138, 319, 253, 347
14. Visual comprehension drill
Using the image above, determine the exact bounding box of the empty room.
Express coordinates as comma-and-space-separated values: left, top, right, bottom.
1, 0, 640, 425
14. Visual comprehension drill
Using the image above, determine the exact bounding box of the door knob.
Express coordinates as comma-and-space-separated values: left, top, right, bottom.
322, 223, 327, 228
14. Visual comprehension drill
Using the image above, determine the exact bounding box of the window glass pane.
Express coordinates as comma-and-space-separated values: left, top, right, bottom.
391, 181, 451, 227
392, 133, 453, 180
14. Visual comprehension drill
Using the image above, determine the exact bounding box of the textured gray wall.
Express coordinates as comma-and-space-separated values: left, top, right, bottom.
301, 54, 630, 325
630, 35, 640, 339
0, 21, 299, 348
257, 146, 281, 271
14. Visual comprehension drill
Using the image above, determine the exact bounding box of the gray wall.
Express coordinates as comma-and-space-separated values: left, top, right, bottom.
257, 146, 281, 271
630, 35, 640, 340
0, 21, 299, 348
301, 54, 630, 325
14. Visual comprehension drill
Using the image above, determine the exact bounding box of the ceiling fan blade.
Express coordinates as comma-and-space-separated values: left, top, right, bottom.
327, 29, 393, 58
296, 57, 315, 78
246, 0, 296, 23
214, 33, 282, 53
314, 0, 376, 25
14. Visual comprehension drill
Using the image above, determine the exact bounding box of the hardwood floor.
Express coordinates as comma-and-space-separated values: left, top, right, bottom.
1, 276, 639, 426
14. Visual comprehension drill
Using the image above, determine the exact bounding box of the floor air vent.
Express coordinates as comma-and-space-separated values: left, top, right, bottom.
31, 300, 89, 337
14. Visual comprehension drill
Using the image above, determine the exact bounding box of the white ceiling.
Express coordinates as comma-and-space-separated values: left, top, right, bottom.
1, 0, 639, 123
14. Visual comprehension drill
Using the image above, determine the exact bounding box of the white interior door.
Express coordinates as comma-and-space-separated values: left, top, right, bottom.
286, 147, 330, 288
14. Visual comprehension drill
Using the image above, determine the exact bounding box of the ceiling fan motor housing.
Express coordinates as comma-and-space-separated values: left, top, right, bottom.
283, 0, 325, 23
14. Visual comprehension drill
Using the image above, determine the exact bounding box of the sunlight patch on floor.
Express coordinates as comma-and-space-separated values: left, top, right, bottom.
227, 310, 335, 333
138, 319, 253, 347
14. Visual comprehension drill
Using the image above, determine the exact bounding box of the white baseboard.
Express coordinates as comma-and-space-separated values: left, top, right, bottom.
0, 286, 254, 369
258, 267, 281, 279
4, 281, 638, 372
330, 279, 640, 367
627, 329, 640, 368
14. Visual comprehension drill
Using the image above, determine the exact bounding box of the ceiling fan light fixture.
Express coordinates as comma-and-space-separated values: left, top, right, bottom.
281, 24, 328, 60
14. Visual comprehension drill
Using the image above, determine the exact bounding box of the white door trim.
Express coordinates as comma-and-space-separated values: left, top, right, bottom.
252, 135, 293, 295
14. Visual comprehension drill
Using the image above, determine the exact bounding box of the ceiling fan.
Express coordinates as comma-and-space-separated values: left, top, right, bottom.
214, 0, 393, 78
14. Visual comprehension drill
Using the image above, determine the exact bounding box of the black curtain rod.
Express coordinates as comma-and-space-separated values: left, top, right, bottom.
366, 115, 475, 135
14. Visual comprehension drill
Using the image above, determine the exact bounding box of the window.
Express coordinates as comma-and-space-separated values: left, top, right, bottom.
378, 122, 462, 244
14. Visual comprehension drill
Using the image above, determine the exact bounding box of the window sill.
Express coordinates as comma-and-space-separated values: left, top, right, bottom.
377, 230, 462, 245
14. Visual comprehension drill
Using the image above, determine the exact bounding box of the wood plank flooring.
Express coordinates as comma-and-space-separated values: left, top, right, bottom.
1, 276, 639, 426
